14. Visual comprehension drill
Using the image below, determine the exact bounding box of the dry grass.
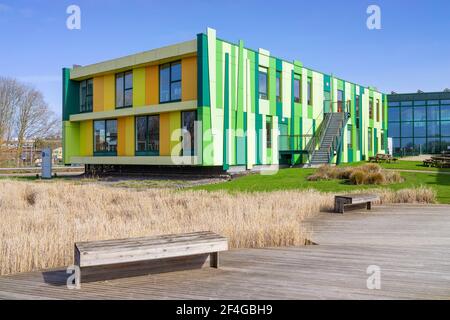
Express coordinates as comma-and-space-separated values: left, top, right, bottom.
308, 164, 404, 185
0, 180, 435, 275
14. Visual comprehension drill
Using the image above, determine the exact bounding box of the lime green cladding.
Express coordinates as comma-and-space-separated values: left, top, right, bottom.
197, 28, 387, 169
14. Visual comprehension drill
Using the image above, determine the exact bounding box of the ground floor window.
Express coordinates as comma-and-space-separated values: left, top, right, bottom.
181, 110, 196, 155
347, 125, 352, 149
381, 131, 385, 150
136, 115, 160, 155
368, 128, 373, 153
94, 119, 117, 155
266, 116, 272, 149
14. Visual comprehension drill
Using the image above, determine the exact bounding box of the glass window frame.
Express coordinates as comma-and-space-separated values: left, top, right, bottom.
258, 67, 269, 100
307, 76, 312, 106
79, 78, 93, 113
115, 71, 133, 109
135, 115, 160, 156
276, 71, 282, 103
293, 73, 301, 103
159, 61, 182, 104
94, 119, 118, 156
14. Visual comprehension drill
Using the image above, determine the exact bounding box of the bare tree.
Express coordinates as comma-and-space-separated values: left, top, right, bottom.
0, 77, 23, 145
14, 86, 59, 165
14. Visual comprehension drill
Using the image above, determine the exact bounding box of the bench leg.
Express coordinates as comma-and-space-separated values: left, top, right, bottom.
334, 199, 346, 214
367, 202, 372, 210
210, 252, 219, 268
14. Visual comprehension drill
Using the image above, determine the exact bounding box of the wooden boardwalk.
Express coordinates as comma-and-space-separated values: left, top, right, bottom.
0, 204, 449, 299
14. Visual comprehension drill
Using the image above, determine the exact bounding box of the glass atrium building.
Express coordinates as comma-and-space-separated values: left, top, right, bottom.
387, 91, 450, 156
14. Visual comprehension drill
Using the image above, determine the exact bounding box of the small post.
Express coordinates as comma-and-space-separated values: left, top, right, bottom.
210, 252, 219, 268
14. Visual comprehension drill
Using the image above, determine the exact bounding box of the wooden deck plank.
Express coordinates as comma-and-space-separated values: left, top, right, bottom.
0, 204, 449, 299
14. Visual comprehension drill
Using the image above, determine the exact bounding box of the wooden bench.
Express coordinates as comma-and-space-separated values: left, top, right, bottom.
74, 231, 228, 283
334, 193, 380, 214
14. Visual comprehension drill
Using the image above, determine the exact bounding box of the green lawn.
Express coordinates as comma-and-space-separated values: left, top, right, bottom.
195, 168, 450, 204
342, 160, 450, 172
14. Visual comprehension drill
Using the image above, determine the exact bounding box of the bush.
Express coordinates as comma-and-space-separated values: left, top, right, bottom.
309, 163, 404, 185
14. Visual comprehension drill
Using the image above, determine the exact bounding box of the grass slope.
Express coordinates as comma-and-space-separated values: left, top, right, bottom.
196, 168, 450, 204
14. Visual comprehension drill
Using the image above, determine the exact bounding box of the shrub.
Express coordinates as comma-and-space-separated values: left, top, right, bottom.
349, 170, 366, 185
309, 163, 404, 185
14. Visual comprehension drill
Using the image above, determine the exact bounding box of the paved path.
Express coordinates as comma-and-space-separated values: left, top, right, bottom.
0, 204, 449, 299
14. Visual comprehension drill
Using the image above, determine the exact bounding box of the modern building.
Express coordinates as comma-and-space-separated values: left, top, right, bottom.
387, 91, 450, 156
62, 28, 388, 172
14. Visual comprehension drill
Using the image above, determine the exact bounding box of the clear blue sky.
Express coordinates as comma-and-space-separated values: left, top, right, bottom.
1, 0, 449, 116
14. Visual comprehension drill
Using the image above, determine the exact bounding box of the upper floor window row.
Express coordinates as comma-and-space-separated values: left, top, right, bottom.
80, 79, 93, 113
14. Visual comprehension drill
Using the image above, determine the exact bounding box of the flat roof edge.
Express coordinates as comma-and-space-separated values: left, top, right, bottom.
70, 39, 197, 80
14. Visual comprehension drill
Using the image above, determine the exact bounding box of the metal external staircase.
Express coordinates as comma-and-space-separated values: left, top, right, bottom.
307, 112, 350, 167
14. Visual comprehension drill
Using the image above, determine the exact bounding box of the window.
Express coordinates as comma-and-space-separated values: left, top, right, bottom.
441, 121, 450, 136
388, 102, 400, 107
258, 67, 268, 100
307, 77, 312, 106
388, 122, 400, 137
388, 107, 400, 121
337, 90, 344, 112
266, 116, 272, 148
181, 111, 196, 155
116, 71, 133, 108
355, 95, 360, 129
401, 101, 413, 106
293, 74, 301, 103
79, 79, 93, 112
427, 105, 439, 121
135, 115, 160, 155
381, 131, 385, 150
441, 105, 450, 121
355, 129, 360, 151
347, 125, 352, 149
413, 122, 426, 137
94, 119, 117, 154
427, 121, 439, 137
369, 97, 374, 119
160, 61, 181, 103
276, 71, 282, 102
414, 100, 426, 106
414, 106, 426, 121
368, 128, 372, 152
401, 107, 413, 121
376, 99, 380, 122
401, 122, 413, 137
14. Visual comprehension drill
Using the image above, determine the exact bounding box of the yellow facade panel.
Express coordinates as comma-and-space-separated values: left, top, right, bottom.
103, 74, 115, 111
169, 111, 181, 156
182, 56, 197, 101
93, 77, 104, 112
79, 120, 93, 156
133, 68, 146, 107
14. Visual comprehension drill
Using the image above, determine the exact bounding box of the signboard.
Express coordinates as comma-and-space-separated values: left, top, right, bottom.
41, 148, 52, 179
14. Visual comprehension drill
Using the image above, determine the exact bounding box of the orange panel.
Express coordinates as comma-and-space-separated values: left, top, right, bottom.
145, 65, 159, 105
93, 76, 104, 112
159, 113, 170, 156
182, 56, 197, 101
